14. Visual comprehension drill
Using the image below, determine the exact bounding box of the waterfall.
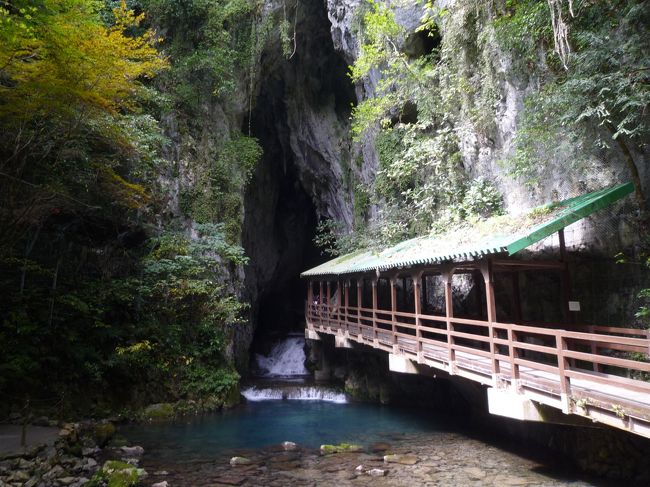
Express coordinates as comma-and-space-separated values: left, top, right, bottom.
241, 386, 347, 404
245, 335, 348, 403
255, 336, 309, 377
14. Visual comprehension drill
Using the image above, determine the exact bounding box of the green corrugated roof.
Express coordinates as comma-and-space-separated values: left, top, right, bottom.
301, 182, 634, 278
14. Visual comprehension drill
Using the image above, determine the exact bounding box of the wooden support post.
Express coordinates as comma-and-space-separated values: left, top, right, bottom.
559, 229, 574, 325
442, 266, 456, 374
589, 325, 601, 373
511, 272, 522, 323
336, 280, 342, 331
343, 280, 350, 328
556, 333, 572, 414
326, 281, 331, 330
307, 281, 313, 325
508, 327, 520, 392
357, 279, 362, 328
413, 273, 423, 362
372, 279, 378, 344
481, 259, 500, 384
390, 277, 398, 348
319, 281, 324, 328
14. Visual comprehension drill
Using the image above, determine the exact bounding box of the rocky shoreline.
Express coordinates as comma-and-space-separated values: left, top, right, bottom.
0, 419, 157, 487
124, 431, 635, 487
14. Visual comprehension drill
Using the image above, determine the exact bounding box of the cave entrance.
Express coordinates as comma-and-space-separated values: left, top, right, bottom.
242, 77, 324, 355
242, 0, 354, 360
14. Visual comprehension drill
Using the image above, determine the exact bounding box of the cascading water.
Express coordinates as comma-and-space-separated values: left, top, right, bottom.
243, 335, 347, 403
254, 336, 309, 377
241, 386, 347, 403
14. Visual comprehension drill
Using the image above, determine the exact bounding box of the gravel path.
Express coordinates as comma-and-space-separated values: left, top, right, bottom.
0, 425, 59, 456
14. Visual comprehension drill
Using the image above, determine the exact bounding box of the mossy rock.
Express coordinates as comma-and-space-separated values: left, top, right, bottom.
320, 443, 364, 455
93, 422, 116, 447
143, 403, 175, 421
87, 460, 147, 487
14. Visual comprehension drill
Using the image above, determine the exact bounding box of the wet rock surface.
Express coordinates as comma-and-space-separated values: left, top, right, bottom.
134, 432, 629, 487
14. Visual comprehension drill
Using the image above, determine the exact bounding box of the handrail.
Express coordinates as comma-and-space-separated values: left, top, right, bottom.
306, 301, 650, 410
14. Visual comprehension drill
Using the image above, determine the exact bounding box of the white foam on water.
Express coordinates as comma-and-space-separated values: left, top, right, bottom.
241, 386, 347, 404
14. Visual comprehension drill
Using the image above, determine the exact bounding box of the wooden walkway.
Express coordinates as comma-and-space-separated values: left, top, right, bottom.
306, 303, 650, 438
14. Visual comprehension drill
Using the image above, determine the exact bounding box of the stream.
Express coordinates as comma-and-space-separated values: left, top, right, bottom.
122, 337, 616, 486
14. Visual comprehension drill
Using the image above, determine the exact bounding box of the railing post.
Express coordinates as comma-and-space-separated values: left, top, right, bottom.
337, 279, 342, 332
481, 259, 500, 386
344, 280, 350, 331
357, 279, 362, 329
326, 281, 332, 330
442, 265, 456, 375
319, 281, 324, 328
372, 279, 378, 345
556, 332, 572, 414
508, 327, 520, 392
589, 325, 601, 372
414, 273, 423, 362
390, 277, 398, 350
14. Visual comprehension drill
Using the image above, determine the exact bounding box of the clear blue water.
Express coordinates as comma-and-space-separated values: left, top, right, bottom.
121, 400, 445, 462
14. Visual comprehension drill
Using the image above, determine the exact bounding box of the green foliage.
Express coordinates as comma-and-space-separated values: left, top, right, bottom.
87, 460, 144, 487
144, 0, 260, 104
180, 134, 262, 239
493, 0, 552, 68
341, 0, 506, 253
504, 0, 650, 187
314, 220, 342, 257
182, 366, 240, 397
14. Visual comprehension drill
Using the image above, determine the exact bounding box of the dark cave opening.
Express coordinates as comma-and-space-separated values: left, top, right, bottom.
242, 0, 354, 358
242, 80, 323, 348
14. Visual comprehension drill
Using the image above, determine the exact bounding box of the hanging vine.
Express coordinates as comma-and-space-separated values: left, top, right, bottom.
546, 0, 574, 69
280, 0, 298, 59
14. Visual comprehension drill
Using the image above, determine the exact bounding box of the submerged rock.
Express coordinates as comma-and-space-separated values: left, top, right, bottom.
281, 441, 298, 451
464, 466, 487, 480
319, 443, 363, 455
370, 442, 391, 453
367, 468, 387, 477
229, 456, 252, 466
384, 454, 419, 465
120, 445, 144, 457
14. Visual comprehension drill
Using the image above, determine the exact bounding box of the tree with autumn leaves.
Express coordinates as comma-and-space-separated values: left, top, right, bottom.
0, 0, 171, 408
0, 0, 167, 245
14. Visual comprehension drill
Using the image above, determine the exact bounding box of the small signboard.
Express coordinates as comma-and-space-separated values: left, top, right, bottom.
568, 301, 581, 312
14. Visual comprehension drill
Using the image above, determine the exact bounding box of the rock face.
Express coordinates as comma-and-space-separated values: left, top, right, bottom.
242, 0, 357, 343
322, 0, 646, 254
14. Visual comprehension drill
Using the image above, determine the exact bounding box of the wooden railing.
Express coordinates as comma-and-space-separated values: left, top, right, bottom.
306, 302, 650, 413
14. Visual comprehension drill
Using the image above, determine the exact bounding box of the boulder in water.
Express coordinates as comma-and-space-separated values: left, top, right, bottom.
143, 403, 175, 420
230, 456, 252, 466
384, 454, 419, 465
282, 441, 298, 451
320, 443, 363, 455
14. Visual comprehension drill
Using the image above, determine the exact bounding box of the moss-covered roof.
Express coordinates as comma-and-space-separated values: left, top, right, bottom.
301, 182, 634, 278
